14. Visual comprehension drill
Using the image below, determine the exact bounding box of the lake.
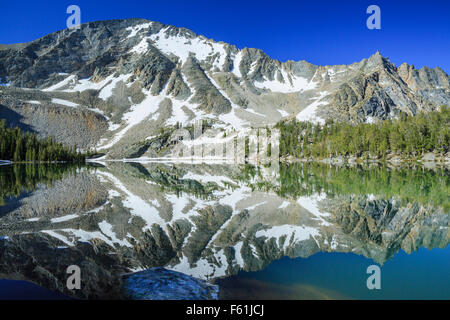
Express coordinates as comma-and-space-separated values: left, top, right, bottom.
0, 161, 448, 299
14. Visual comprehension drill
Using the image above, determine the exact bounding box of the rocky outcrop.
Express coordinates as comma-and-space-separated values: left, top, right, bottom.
0, 88, 108, 148
0, 233, 127, 299
122, 267, 218, 300
182, 56, 231, 115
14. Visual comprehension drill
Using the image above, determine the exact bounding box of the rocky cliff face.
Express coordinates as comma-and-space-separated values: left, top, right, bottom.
0, 19, 449, 154
0, 87, 108, 148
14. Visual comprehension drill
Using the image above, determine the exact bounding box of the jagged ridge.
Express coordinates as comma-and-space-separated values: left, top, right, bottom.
0, 19, 448, 157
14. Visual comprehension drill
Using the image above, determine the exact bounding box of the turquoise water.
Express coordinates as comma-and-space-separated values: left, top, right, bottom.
218, 246, 450, 299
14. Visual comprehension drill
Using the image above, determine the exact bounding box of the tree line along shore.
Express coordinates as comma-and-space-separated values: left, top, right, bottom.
275, 106, 449, 163
0, 119, 85, 163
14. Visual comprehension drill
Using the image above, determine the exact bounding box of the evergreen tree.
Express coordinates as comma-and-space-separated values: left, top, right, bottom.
0, 122, 86, 163
275, 106, 449, 159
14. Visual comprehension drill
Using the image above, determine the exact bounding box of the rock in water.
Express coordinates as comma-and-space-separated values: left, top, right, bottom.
122, 267, 218, 300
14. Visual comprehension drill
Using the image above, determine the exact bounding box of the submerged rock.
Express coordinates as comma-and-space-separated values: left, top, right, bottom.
122, 267, 218, 300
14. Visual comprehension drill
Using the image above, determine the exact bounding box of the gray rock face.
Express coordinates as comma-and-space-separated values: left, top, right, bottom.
0, 87, 108, 148
0, 233, 126, 299
0, 19, 449, 155
0, 19, 149, 87
182, 56, 231, 115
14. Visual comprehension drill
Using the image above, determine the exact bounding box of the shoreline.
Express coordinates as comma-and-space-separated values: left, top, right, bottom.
0, 160, 84, 165
280, 152, 450, 167
1, 156, 449, 168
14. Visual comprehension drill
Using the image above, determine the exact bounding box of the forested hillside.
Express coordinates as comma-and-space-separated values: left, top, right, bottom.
0, 119, 85, 162
276, 106, 449, 159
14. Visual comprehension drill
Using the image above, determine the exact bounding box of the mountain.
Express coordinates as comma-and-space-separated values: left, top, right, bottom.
1, 18, 449, 158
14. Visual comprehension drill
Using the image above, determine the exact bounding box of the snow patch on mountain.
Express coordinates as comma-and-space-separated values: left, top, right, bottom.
255, 69, 316, 93
255, 225, 320, 249
130, 38, 150, 54
232, 51, 243, 78
182, 172, 235, 187
277, 109, 290, 117
98, 73, 133, 100
97, 92, 165, 150
51, 98, 79, 108
50, 214, 79, 223
165, 98, 198, 126
215, 185, 252, 212
296, 192, 331, 226
98, 220, 133, 247
234, 241, 244, 267
97, 171, 165, 231
145, 27, 227, 69
126, 22, 152, 39
43, 75, 77, 91
296, 91, 329, 124
278, 201, 290, 209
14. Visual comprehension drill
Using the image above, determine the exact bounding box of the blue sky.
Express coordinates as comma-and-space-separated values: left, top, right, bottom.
1, 0, 449, 72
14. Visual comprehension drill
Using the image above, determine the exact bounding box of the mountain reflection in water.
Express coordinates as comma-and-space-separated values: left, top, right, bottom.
0, 162, 448, 299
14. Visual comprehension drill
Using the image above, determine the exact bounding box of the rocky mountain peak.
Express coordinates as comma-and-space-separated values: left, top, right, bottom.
0, 18, 449, 157
365, 51, 395, 71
